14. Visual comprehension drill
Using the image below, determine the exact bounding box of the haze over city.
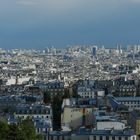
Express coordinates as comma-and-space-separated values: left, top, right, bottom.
1, 0, 140, 49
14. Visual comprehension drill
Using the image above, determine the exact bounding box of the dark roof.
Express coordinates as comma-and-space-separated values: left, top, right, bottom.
48, 129, 135, 136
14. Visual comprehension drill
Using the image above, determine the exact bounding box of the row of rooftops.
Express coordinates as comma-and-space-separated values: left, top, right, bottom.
16, 103, 51, 108
115, 97, 140, 102
49, 128, 135, 136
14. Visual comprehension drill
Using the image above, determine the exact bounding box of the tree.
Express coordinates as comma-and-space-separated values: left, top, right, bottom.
63, 89, 70, 98
44, 91, 51, 103
0, 121, 9, 140
52, 94, 63, 130
7, 124, 25, 140
20, 118, 37, 140
0, 119, 43, 140
36, 134, 44, 140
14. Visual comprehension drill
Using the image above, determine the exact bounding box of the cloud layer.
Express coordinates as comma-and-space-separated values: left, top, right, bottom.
0, 0, 140, 49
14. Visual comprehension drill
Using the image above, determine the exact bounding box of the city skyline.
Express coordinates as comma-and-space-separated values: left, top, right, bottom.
1, 0, 140, 49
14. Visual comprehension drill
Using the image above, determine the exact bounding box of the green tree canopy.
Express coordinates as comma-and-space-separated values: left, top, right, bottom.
0, 119, 43, 140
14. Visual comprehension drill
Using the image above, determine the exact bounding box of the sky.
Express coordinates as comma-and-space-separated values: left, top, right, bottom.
0, 0, 140, 49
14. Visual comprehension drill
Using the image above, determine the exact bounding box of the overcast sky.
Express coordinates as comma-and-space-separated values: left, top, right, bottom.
0, 0, 140, 49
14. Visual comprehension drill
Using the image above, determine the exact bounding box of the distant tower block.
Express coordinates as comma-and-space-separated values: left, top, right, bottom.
91, 46, 97, 56
15, 75, 18, 85
117, 44, 122, 54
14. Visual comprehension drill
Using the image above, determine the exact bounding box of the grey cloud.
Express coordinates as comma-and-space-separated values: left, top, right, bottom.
0, 0, 140, 49
16, 0, 40, 6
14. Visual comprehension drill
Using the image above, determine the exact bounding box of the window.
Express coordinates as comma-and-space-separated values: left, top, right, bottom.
93, 136, 96, 140
119, 137, 122, 140
106, 136, 109, 140
51, 136, 53, 140
112, 136, 115, 140
125, 137, 128, 140
57, 136, 59, 140
100, 136, 102, 140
